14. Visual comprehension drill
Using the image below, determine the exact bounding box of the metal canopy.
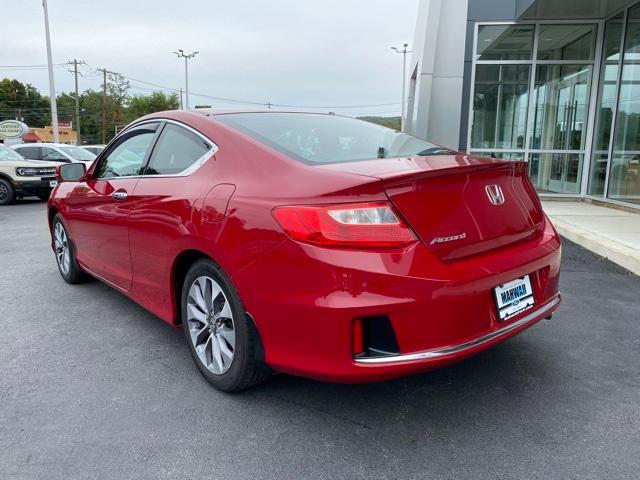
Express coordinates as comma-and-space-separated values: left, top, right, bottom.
517, 0, 633, 19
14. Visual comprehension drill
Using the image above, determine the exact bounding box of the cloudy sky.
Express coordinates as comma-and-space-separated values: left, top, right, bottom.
2, 0, 419, 117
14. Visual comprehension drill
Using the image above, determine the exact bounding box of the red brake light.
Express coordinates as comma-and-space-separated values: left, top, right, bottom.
272, 201, 417, 248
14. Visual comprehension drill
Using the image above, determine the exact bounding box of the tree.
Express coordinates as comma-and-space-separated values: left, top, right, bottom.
1, 77, 179, 145
77, 90, 106, 145
55, 92, 78, 126
0, 78, 50, 127
124, 91, 180, 124
357, 116, 401, 131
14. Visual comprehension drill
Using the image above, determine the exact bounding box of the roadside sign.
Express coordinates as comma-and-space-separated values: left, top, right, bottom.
0, 120, 29, 139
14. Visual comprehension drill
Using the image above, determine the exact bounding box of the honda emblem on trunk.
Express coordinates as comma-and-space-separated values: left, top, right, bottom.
485, 184, 505, 205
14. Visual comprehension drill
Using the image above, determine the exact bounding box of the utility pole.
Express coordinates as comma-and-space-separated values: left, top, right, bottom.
391, 43, 412, 132
42, 0, 59, 142
173, 50, 199, 109
101, 68, 107, 144
179, 88, 184, 109
72, 59, 81, 144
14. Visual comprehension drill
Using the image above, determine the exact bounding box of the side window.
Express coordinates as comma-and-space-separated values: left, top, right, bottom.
16, 147, 41, 160
145, 124, 211, 176
95, 128, 157, 178
42, 147, 69, 162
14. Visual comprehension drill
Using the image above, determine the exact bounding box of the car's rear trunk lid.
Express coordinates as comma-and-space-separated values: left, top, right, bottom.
317, 155, 545, 260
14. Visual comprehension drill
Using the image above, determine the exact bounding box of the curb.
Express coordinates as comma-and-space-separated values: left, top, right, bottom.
550, 217, 640, 276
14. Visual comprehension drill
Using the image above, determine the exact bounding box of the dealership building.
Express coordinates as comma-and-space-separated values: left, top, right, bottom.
406, 0, 640, 208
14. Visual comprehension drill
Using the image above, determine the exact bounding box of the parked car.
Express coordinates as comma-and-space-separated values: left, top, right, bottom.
48, 110, 562, 392
0, 143, 59, 205
81, 144, 106, 156
12, 143, 96, 165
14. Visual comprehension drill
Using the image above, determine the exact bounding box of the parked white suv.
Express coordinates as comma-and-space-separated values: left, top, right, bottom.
0, 144, 59, 205
12, 143, 96, 165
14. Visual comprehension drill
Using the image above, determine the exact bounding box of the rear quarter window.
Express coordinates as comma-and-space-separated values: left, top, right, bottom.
144, 124, 210, 176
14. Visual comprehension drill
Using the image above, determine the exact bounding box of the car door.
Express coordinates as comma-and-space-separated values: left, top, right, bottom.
128, 122, 216, 316
64, 123, 161, 290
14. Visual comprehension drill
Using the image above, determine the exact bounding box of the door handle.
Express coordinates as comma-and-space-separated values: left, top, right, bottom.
111, 191, 128, 201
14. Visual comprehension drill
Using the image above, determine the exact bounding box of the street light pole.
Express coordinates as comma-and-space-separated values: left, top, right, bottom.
42, 0, 59, 142
391, 43, 412, 132
173, 50, 199, 109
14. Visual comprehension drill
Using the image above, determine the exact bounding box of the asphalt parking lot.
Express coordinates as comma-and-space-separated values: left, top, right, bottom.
1, 200, 639, 480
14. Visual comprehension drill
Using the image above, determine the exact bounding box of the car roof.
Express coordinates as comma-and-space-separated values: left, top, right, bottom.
189, 108, 331, 117
14, 143, 73, 148
133, 108, 342, 132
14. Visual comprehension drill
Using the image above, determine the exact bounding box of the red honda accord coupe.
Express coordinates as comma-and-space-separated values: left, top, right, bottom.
48, 110, 561, 391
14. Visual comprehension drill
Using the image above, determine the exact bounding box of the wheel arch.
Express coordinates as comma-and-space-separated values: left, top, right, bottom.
170, 248, 266, 363
171, 249, 211, 325
47, 205, 59, 229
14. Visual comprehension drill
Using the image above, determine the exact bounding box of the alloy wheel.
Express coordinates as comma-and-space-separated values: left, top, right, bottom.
54, 222, 71, 275
186, 276, 236, 374
0, 182, 8, 202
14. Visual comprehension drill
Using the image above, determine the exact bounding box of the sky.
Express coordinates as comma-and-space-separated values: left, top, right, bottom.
1, 0, 419, 118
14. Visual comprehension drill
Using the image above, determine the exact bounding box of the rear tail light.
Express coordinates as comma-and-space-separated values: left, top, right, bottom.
272, 201, 416, 248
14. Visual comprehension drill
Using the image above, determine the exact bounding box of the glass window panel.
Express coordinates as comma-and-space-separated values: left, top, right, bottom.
609, 4, 640, 204
588, 153, 610, 195
477, 25, 534, 61
529, 153, 584, 194
145, 124, 210, 175
471, 65, 530, 149
537, 25, 596, 61
469, 151, 525, 160
96, 130, 156, 178
530, 65, 592, 150
589, 14, 624, 197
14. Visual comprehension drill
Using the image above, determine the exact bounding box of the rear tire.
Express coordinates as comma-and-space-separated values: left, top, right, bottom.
52, 215, 88, 284
0, 178, 15, 205
182, 259, 270, 392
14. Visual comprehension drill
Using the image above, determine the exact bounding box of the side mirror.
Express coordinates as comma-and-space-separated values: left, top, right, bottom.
56, 162, 86, 183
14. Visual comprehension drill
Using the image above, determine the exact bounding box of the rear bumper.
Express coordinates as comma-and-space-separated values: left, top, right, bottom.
235, 218, 562, 383
355, 294, 560, 364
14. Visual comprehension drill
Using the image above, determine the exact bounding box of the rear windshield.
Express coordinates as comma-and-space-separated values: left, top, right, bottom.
216, 113, 452, 164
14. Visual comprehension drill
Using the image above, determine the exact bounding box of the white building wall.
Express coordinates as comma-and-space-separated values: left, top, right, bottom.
405, 0, 468, 149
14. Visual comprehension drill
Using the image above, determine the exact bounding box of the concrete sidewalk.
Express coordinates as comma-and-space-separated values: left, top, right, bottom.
542, 200, 640, 276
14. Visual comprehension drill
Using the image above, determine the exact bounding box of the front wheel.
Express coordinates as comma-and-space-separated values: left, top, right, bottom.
182, 259, 270, 392
52, 215, 88, 284
0, 178, 15, 205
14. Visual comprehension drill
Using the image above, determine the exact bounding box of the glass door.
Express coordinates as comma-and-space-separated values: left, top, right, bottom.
548, 76, 589, 193
530, 64, 592, 193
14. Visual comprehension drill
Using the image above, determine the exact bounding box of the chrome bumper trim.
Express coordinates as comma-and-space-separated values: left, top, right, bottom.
354, 294, 561, 365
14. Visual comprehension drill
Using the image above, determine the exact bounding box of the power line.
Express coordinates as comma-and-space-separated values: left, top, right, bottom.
271, 101, 401, 109
4, 62, 402, 112
123, 76, 181, 93
0, 63, 67, 68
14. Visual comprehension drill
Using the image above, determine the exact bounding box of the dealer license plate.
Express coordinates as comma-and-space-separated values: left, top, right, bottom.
493, 275, 534, 321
